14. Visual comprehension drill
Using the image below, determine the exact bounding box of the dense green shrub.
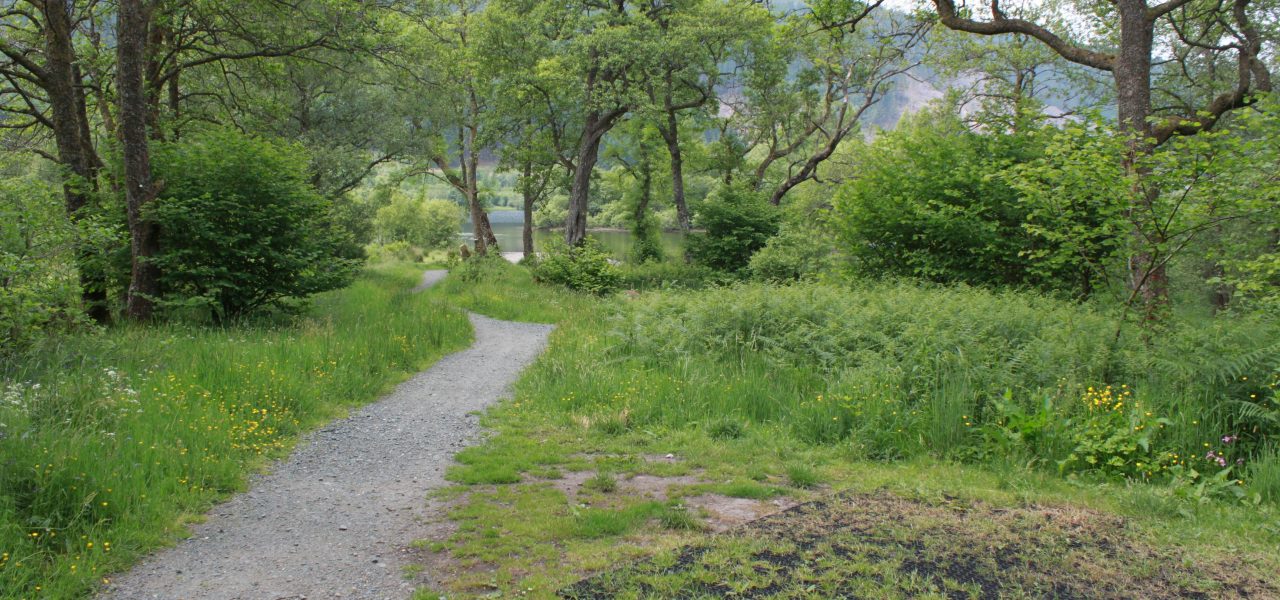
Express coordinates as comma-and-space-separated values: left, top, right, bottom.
686, 183, 778, 273
366, 240, 424, 263
830, 109, 1122, 297
630, 217, 665, 264
531, 237, 621, 295
748, 224, 834, 282
373, 193, 461, 250
0, 177, 87, 352
450, 251, 509, 283
149, 130, 362, 320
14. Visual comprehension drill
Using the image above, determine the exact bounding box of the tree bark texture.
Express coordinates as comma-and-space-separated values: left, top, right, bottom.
38, 1, 111, 322
659, 109, 690, 231
119, 0, 161, 321
566, 108, 622, 246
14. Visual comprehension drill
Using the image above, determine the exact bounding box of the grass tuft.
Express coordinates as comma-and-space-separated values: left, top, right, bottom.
720, 481, 783, 500
583, 472, 618, 493
657, 503, 703, 531
785, 464, 823, 489
706, 417, 746, 440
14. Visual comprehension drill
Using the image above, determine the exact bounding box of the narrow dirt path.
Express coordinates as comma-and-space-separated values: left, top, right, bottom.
103, 271, 553, 600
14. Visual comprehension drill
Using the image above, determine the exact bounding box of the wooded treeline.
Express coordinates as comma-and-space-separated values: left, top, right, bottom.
2, 0, 1277, 339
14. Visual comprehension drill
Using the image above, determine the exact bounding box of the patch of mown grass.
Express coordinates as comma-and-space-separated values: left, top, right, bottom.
0, 263, 472, 599
445, 432, 570, 485
572, 503, 663, 538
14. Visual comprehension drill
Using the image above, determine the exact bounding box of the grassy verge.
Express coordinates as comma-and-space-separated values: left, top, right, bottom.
426, 257, 596, 324
0, 263, 471, 599
415, 263, 1280, 599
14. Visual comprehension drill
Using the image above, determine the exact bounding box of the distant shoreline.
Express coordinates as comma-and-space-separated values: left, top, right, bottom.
464, 221, 697, 235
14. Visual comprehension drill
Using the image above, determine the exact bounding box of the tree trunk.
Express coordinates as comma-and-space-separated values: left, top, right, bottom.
521, 160, 536, 258
464, 90, 497, 255
169, 70, 181, 140
1113, 0, 1168, 323
566, 111, 614, 246
467, 190, 497, 255
635, 151, 653, 225
660, 109, 690, 231
119, 0, 161, 321
39, 1, 111, 322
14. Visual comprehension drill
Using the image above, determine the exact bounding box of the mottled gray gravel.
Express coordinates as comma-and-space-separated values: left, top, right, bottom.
102, 271, 553, 600
410, 269, 448, 292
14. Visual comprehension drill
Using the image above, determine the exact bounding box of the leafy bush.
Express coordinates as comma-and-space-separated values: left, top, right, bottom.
748, 224, 834, 282
149, 130, 362, 320
366, 240, 424, 263
450, 251, 508, 283
630, 217, 665, 264
373, 193, 461, 250
830, 108, 1122, 297
531, 237, 621, 295
0, 177, 87, 352
686, 183, 778, 273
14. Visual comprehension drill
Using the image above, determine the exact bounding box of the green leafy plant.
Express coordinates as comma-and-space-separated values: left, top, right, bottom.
0, 176, 92, 352
1164, 464, 1254, 512
373, 194, 461, 250
450, 251, 508, 283
686, 183, 778, 273
630, 217, 665, 264
977, 390, 1062, 464
615, 261, 726, 291
149, 129, 361, 320
1058, 386, 1172, 480
748, 223, 834, 282
531, 237, 621, 295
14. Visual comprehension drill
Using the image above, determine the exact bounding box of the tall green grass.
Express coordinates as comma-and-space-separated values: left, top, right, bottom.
426, 258, 597, 324
0, 263, 471, 599
517, 281, 1279, 468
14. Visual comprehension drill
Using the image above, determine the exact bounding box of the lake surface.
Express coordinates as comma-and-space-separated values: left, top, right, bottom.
461, 211, 686, 259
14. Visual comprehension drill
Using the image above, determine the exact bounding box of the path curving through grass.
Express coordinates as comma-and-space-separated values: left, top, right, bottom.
101, 271, 553, 600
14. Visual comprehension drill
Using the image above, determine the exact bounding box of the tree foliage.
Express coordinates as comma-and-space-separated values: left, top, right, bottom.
374, 194, 462, 251
687, 183, 779, 273
149, 130, 360, 320
830, 108, 1124, 296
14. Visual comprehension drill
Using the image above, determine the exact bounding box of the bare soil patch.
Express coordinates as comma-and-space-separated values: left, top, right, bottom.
561, 490, 1278, 599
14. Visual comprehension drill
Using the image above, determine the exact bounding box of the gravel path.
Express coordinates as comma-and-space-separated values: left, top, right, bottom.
103, 271, 553, 600
410, 269, 448, 292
